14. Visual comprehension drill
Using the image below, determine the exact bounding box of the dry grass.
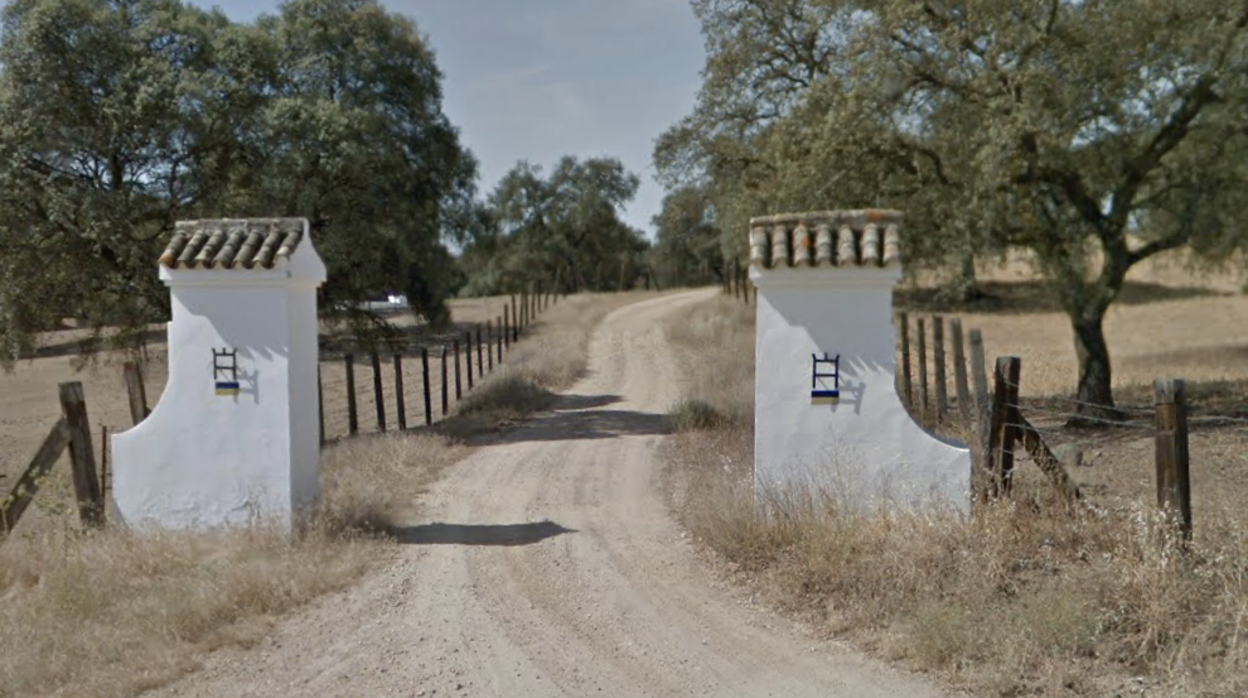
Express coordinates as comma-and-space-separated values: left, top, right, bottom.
0, 429, 464, 698
662, 293, 1248, 697
448, 292, 651, 436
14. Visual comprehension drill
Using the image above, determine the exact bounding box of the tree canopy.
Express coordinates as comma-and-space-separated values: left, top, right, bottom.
457, 156, 651, 296
659, 0, 1248, 417
0, 0, 475, 362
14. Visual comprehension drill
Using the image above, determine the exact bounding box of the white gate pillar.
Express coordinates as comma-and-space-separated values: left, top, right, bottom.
750, 210, 970, 511
112, 219, 326, 531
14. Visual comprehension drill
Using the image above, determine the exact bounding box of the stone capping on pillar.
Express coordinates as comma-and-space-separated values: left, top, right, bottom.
749, 209, 903, 270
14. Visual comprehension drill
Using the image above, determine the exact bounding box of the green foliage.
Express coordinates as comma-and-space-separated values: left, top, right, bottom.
0, 0, 475, 364
458, 156, 650, 296
659, 0, 1248, 415
649, 185, 723, 289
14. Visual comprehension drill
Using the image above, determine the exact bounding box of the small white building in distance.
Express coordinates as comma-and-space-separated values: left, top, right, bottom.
111, 219, 326, 531
749, 210, 971, 512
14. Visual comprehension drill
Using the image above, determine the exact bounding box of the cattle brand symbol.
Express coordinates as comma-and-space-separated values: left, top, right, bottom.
213, 349, 240, 396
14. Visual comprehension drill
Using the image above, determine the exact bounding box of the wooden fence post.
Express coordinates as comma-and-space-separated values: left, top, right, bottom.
969, 330, 989, 412
503, 304, 511, 350
933, 316, 948, 424
441, 346, 449, 417
1, 418, 71, 538
487, 321, 494, 371
988, 357, 1022, 498
421, 348, 432, 426
917, 318, 929, 423
476, 325, 484, 377
1155, 379, 1192, 541
394, 355, 407, 431
100, 424, 109, 504
371, 352, 386, 433
345, 353, 359, 436
511, 294, 519, 339
496, 316, 504, 364
453, 340, 462, 401
899, 312, 912, 407
951, 319, 971, 421
123, 360, 148, 425
318, 364, 326, 446
466, 331, 475, 389
59, 382, 103, 527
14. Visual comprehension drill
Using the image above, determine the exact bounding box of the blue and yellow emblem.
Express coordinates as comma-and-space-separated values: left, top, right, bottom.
215, 381, 240, 396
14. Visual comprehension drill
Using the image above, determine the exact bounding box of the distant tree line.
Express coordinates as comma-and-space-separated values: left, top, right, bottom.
655, 0, 1248, 419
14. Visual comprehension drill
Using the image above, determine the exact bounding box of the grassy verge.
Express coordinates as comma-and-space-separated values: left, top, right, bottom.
0, 430, 465, 698
445, 292, 648, 438
662, 295, 1248, 697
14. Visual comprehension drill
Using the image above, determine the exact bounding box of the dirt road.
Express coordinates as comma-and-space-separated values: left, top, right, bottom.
150, 290, 951, 698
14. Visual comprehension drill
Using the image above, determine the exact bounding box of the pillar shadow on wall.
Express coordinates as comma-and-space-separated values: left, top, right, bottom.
392, 520, 575, 547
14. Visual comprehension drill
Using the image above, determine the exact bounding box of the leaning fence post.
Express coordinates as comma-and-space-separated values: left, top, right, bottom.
371, 351, 386, 433
1155, 379, 1192, 542
421, 348, 432, 427
123, 360, 148, 425
394, 354, 407, 431
988, 357, 1022, 498
898, 313, 912, 408
60, 382, 103, 527
933, 316, 948, 424
345, 353, 359, 436
951, 319, 971, 421
917, 318, 929, 423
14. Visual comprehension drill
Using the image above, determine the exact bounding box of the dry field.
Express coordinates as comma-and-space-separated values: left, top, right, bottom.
0, 291, 639, 698
663, 251, 1248, 697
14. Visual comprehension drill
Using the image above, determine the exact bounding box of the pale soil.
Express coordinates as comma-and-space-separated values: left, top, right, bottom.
143, 290, 952, 698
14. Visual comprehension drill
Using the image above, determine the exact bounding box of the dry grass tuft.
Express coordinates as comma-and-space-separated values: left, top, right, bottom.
662, 294, 1248, 697
0, 429, 463, 698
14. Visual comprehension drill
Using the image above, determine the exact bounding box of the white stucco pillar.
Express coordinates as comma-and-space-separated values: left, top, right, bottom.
750, 210, 971, 512
111, 219, 327, 531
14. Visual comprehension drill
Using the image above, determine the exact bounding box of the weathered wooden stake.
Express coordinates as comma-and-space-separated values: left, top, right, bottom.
496, 316, 504, 364
441, 346, 449, 417
371, 351, 386, 433
123, 360, 149, 425
503, 304, 511, 350
318, 364, 326, 446
100, 424, 109, 502
969, 329, 989, 411
487, 322, 494, 371
421, 348, 432, 426
511, 294, 519, 339
917, 318, 929, 422
951, 319, 971, 421
933, 316, 948, 424
476, 325, 484, 376
345, 353, 359, 436
899, 312, 912, 407
394, 354, 407, 431
60, 382, 103, 527
453, 340, 462, 400
988, 357, 1021, 498
465, 332, 475, 389
1155, 379, 1192, 542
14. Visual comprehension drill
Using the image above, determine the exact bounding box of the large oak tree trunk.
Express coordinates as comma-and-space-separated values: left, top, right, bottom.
1070, 310, 1119, 422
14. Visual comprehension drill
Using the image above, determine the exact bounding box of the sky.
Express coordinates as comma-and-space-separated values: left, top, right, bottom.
189, 0, 707, 239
